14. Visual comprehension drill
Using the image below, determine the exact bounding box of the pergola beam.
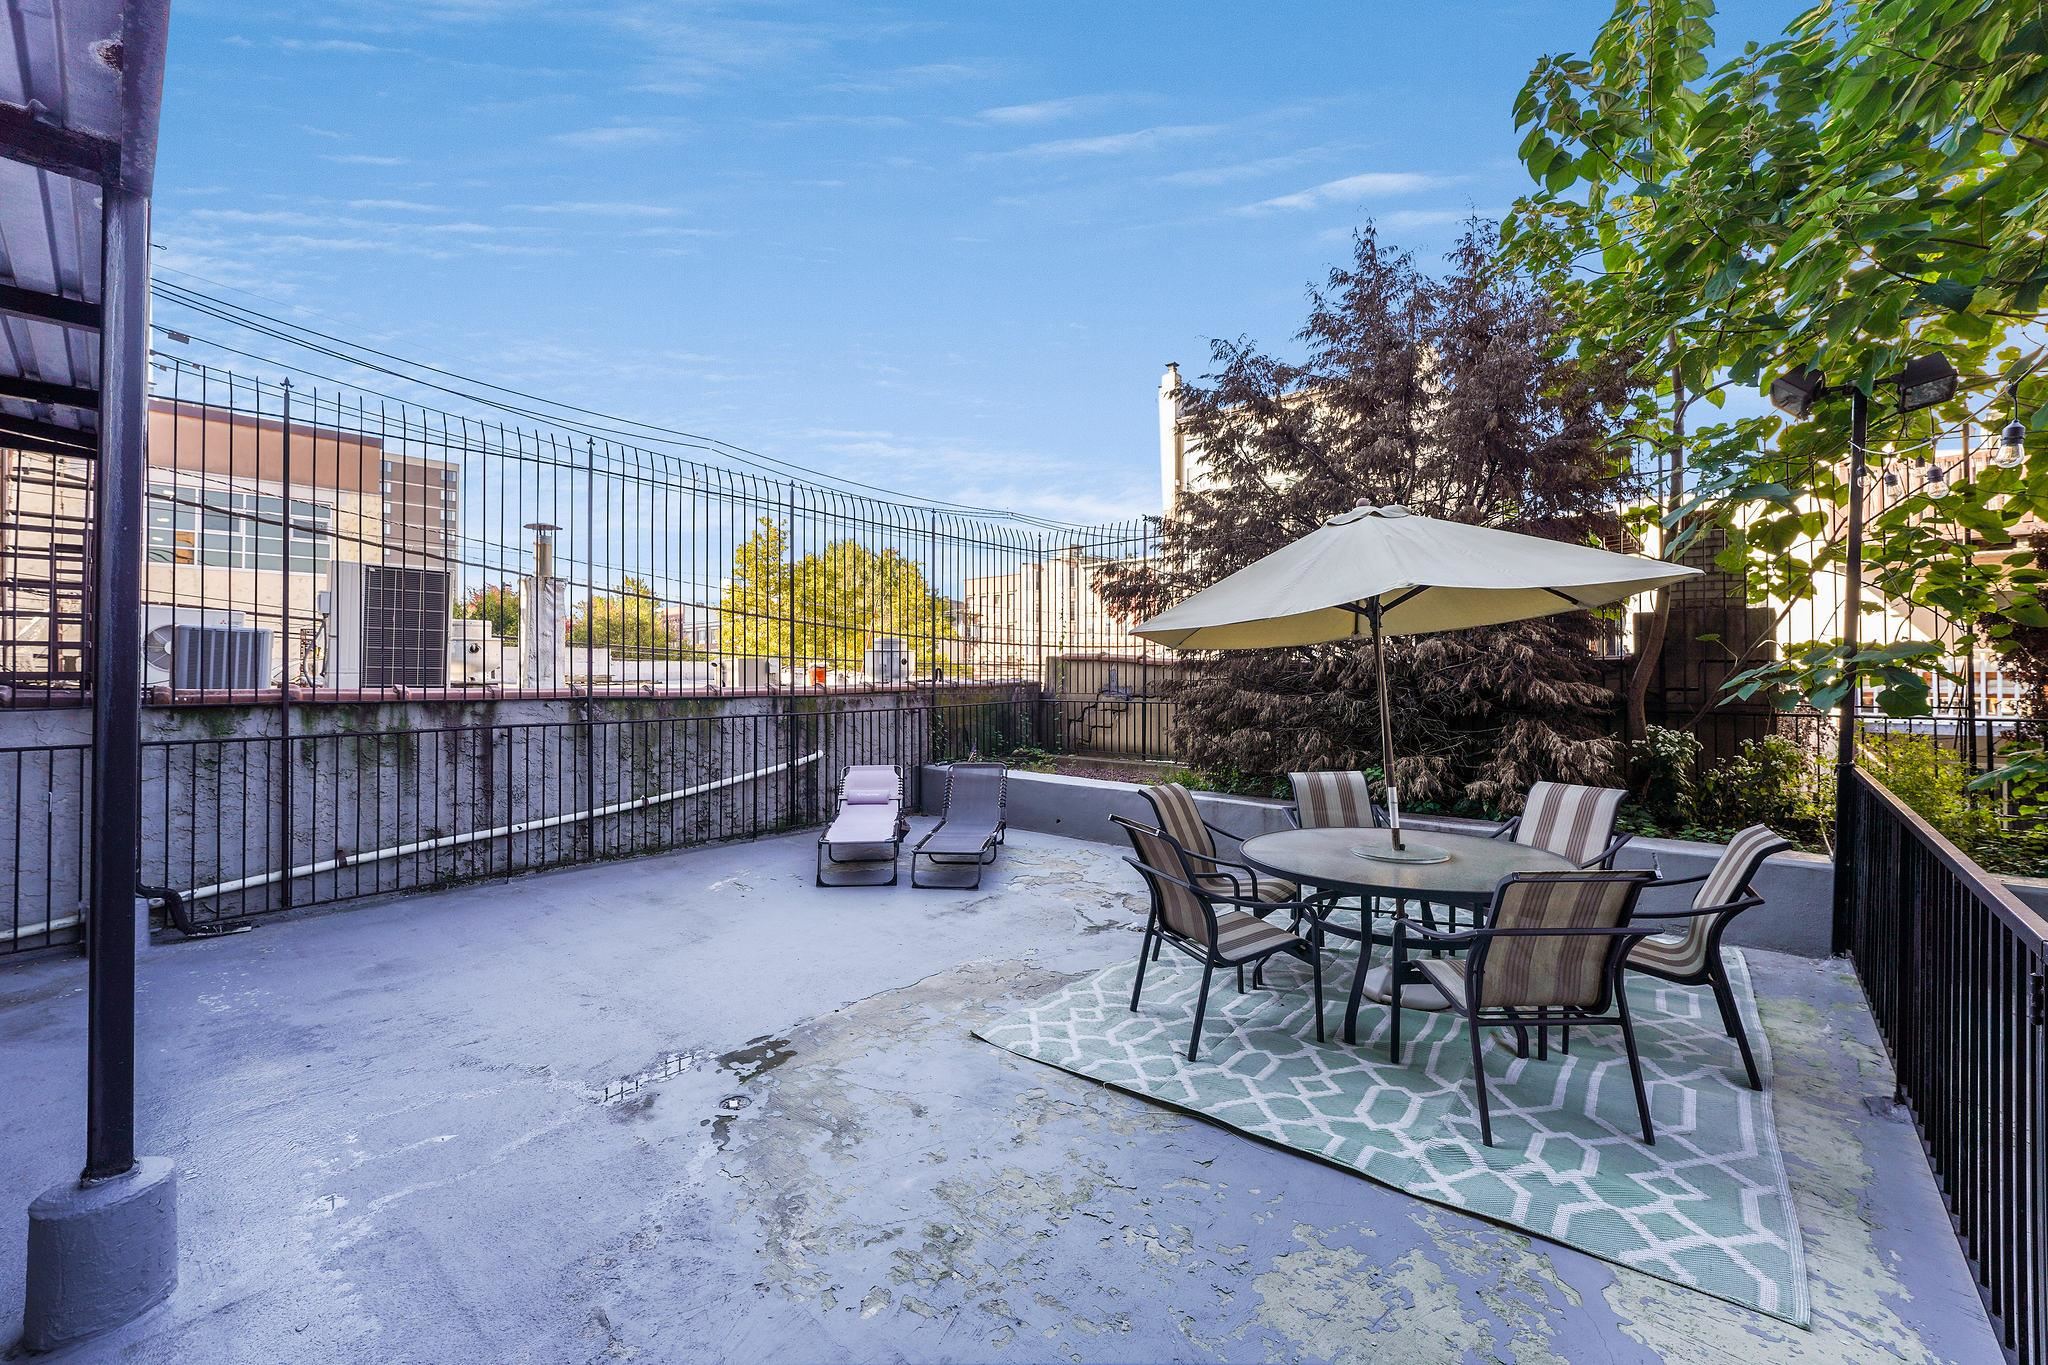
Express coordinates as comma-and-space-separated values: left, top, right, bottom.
0, 412, 96, 454
0, 282, 103, 331
0, 374, 99, 409
0, 101, 120, 185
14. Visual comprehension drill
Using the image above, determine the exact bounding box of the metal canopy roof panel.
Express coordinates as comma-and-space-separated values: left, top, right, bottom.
1, 0, 169, 443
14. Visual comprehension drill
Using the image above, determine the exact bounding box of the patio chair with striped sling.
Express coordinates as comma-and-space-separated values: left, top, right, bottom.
1493, 780, 1632, 869
1626, 824, 1792, 1090
1388, 868, 1660, 1146
1113, 815, 1324, 1062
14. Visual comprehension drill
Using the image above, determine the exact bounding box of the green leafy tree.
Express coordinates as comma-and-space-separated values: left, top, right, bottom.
569, 576, 692, 657
1504, 0, 2048, 771
718, 517, 955, 671
454, 582, 520, 641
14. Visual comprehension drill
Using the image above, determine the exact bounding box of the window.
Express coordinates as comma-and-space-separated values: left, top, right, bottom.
147, 481, 335, 573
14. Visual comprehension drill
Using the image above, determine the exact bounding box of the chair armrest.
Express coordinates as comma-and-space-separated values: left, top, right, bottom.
1629, 893, 1765, 922
1391, 918, 1482, 950
1286, 809, 1303, 830
1645, 872, 1709, 890
1488, 816, 1520, 841
1576, 832, 1633, 869
1202, 818, 1248, 849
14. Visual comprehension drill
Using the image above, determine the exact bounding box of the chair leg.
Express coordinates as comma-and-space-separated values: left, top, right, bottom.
1466, 1019, 1494, 1147
1188, 962, 1216, 1062
1387, 987, 1403, 1064
1236, 964, 1246, 995
1308, 947, 1325, 1042
1129, 924, 1154, 1013
1615, 989, 1656, 1145
1710, 966, 1763, 1090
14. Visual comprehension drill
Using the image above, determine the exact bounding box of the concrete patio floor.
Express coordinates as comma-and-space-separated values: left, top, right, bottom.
1, 827, 2001, 1363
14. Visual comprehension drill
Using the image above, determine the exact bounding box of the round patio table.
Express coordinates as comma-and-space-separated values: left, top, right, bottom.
1238, 827, 1575, 1042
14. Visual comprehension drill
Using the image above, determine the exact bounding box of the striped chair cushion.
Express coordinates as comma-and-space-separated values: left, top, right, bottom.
1197, 871, 1300, 904
1475, 871, 1646, 1008
1415, 956, 1469, 1009
1212, 911, 1304, 963
1628, 824, 1791, 980
1514, 782, 1627, 865
1143, 783, 1216, 861
1290, 771, 1379, 829
1121, 820, 1213, 944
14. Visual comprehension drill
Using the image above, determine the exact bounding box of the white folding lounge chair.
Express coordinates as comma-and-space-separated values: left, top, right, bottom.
816, 765, 909, 886
911, 763, 1008, 888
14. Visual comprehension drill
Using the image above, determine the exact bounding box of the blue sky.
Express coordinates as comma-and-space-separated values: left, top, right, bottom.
151, 1, 1796, 524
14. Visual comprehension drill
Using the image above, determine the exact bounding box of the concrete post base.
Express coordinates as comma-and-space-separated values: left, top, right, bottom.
21, 1157, 177, 1353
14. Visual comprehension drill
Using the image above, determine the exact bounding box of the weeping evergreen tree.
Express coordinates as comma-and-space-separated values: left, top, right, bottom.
1099, 223, 1644, 812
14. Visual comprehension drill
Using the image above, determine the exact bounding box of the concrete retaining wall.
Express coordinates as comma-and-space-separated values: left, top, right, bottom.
0, 685, 1031, 944
943, 766, 2048, 960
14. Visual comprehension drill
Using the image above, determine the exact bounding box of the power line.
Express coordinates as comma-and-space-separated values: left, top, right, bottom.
146, 273, 1108, 532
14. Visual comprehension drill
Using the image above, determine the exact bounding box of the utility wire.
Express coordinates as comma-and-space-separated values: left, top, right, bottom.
146, 272, 1109, 532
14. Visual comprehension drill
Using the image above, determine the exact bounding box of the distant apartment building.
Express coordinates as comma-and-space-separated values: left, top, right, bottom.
0, 398, 458, 692
963, 544, 1151, 678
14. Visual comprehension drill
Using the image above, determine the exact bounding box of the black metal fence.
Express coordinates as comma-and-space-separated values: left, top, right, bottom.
0, 357, 1168, 703
115, 691, 1044, 935
1844, 769, 2048, 1365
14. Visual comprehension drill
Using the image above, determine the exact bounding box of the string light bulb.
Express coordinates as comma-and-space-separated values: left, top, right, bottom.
1994, 386, 2029, 469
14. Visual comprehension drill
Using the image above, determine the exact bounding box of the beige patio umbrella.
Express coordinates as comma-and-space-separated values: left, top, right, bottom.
1133, 504, 1701, 861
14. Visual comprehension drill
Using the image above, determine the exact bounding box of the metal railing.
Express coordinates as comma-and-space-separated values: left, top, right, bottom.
119, 692, 1042, 934
0, 358, 1170, 703
1845, 769, 2048, 1365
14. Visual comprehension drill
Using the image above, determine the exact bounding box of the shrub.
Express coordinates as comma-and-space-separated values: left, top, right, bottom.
1629, 726, 1701, 826
1697, 735, 1834, 849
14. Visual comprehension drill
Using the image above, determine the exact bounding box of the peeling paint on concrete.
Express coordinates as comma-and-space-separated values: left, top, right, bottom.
0, 830, 2003, 1364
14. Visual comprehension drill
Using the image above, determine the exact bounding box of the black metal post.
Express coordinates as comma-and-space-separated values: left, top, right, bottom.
277, 380, 294, 913
83, 188, 150, 1183
1830, 387, 1868, 956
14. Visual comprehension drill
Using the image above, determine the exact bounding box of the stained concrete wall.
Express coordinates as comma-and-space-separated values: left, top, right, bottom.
0, 685, 1032, 942
949, 766, 2048, 960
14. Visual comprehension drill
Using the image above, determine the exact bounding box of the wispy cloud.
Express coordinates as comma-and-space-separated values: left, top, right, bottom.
321, 153, 409, 166
511, 200, 682, 217
822, 62, 994, 95
998, 123, 1223, 160
1238, 171, 1448, 214
1155, 146, 1349, 189
549, 124, 678, 149
348, 199, 443, 212
974, 95, 1121, 126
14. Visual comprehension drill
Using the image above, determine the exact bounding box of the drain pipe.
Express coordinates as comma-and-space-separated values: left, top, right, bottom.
0, 750, 823, 942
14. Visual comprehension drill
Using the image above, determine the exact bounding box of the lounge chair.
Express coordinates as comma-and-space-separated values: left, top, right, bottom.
910, 762, 1008, 888
1493, 780, 1632, 868
1626, 824, 1792, 1089
815, 764, 909, 886
1388, 868, 1659, 1146
1113, 814, 1323, 1062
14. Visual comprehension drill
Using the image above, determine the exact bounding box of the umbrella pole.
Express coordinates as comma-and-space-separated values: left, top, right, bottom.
1369, 602, 1403, 851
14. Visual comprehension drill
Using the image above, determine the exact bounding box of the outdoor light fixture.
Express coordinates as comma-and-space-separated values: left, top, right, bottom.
1926, 462, 1956, 498
1769, 367, 1827, 418
1889, 354, 1960, 413
1995, 386, 2030, 470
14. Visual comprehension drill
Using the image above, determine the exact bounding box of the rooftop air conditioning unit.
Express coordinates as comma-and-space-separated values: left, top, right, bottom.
319, 561, 451, 689
140, 606, 270, 690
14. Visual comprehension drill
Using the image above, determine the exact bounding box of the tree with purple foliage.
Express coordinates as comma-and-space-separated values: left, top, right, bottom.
1100, 223, 1645, 812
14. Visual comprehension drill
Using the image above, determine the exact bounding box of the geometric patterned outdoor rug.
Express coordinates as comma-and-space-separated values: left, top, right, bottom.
975, 947, 1809, 1325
